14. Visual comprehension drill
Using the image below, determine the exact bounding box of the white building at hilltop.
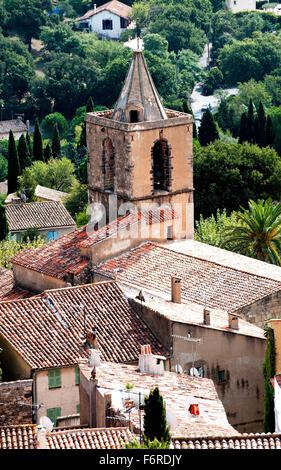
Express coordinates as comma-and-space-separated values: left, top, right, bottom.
226, 0, 256, 13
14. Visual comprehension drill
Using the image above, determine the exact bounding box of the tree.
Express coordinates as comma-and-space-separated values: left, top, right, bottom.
247, 99, 254, 144
63, 182, 88, 219
26, 131, 32, 158
265, 115, 275, 148
238, 113, 248, 144
221, 199, 281, 265
0, 194, 8, 241
43, 143, 52, 162
33, 119, 44, 162
4, 0, 47, 51
7, 130, 21, 194
18, 134, 32, 171
18, 157, 77, 196
262, 326, 276, 432
143, 387, 171, 446
78, 97, 94, 150
256, 101, 266, 148
0, 236, 45, 269
51, 124, 61, 159
198, 108, 219, 147
41, 112, 68, 139
195, 209, 238, 248
194, 141, 281, 219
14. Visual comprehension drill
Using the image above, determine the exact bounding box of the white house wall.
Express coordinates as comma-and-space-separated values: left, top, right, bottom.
88, 11, 128, 39
226, 0, 256, 12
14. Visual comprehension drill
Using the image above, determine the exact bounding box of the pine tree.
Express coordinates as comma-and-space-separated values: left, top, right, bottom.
18, 134, 32, 171
257, 101, 266, 148
247, 99, 254, 144
33, 119, 44, 162
44, 143, 52, 162
265, 115, 275, 147
238, 113, 248, 144
52, 124, 61, 159
198, 108, 219, 147
7, 130, 21, 194
143, 387, 171, 445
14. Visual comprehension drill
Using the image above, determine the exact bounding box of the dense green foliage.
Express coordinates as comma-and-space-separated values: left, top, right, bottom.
18, 134, 32, 171
198, 108, 219, 146
7, 131, 20, 194
263, 327, 276, 432
221, 199, 281, 265
0, 237, 45, 269
143, 387, 171, 445
33, 119, 44, 162
125, 438, 170, 449
0, 194, 8, 241
194, 141, 281, 219
194, 209, 238, 248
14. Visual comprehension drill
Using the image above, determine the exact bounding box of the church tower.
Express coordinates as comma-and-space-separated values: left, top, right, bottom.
86, 50, 194, 239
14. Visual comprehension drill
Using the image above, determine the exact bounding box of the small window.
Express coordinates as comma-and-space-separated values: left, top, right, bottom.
218, 370, 225, 383
48, 369, 61, 389
75, 366, 80, 386
76, 404, 80, 414
129, 110, 139, 123
102, 19, 113, 30
120, 17, 128, 29
47, 407, 61, 426
48, 231, 58, 242
167, 226, 173, 240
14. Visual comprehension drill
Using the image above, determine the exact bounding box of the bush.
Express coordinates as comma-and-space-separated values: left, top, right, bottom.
41, 112, 69, 138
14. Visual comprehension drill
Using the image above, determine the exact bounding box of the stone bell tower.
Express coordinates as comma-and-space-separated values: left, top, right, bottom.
86, 50, 194, 239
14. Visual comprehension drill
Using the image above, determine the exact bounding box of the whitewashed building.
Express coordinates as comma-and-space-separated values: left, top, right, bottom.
76, 0, 132, 39
225, 0, 256, 13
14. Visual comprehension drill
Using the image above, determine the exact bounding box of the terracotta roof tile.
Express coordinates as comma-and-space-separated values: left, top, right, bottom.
172, 433, 281, 449
35, 185, 68, 202
80, 362, 237, 438
6, 201, 75, 232
96, 242, 281, 313
76, 0, 132, 21
0, 424, 36, 449
0, 281, 168, 368
0, 268, 33, 302
46, 427, 134, 449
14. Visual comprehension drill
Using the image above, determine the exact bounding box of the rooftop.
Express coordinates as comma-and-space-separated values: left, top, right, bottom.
172, 433, 281, 450
10, 209, 175, 279
76, 0, 132, 21
0, 424, 36, 449
80, 361, 237, 438
6, 201, 76, 232
0, 281, 168, 369
46, 427, 134, 449
0, 119, 28, 135
0, 268, 33, 302
34, 185, 68, 202
95, 241, 281, 314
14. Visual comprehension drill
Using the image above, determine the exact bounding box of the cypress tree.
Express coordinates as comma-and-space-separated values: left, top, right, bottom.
247, 99, 254, 143
18, 134, 32, 171
52, 124, 61, 159
26, 131, 32, 158
78, 97, 95, 150
257, 101, 266, 148
44, 143, 52, 162
143, 387, 171, 445
238, 113, 248, 144
0, 200, 8, 241
262, 327, 276, 432
86, 96, 94, 113
253, 116, 260, 146
7, 130, 21, 194
198, 108, 219, 147
265, 115, 275, 148
33, 119, 44, 162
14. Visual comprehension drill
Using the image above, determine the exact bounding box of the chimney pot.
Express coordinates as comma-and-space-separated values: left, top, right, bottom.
203, 308, 211, 325
171, 276, 181, 303
228, 313, 239, 330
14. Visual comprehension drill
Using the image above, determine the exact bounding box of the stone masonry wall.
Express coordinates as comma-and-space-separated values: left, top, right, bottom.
236, 290, 281, 328
0, 379, 33, 425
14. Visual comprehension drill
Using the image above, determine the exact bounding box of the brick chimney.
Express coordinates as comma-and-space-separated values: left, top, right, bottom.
228, 313, 239, 330
138, 345, 166, 376
171, 276, 181, 304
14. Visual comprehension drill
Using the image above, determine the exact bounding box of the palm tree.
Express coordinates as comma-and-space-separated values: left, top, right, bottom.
221, 199, 281, 266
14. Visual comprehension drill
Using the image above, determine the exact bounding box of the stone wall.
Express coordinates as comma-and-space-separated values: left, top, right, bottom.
236, 290, 281, 328
0, 379, 33, 425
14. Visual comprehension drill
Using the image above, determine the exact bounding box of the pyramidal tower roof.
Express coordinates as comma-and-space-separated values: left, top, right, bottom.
111, 50, 168, 123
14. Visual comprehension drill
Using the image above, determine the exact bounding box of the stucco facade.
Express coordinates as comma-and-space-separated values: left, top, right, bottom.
226, 0, 256, 12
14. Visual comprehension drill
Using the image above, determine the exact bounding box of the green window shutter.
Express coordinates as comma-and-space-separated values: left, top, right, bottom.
47, 407, 61, 426
76, 404, 80, 414
48, 369, 61, 389
75, 366, 80, 385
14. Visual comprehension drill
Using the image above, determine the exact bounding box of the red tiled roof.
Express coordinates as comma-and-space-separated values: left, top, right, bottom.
46, 427, 134, 449
96, 242, 281, 313
0, 424, 36, 449
0, 281, 168, 369
6, 201, 75, 232
10, 209, 175, 279
0, 268, 33, 302
172, 433, 281, 449
76, 0, 132, 21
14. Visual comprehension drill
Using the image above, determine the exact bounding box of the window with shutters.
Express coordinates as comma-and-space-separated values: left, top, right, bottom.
47, 407, 61, 426
102, 19, 113, 30
76, 404, 80, 414
75, 366, 80, 385
48, 369, 61, 389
